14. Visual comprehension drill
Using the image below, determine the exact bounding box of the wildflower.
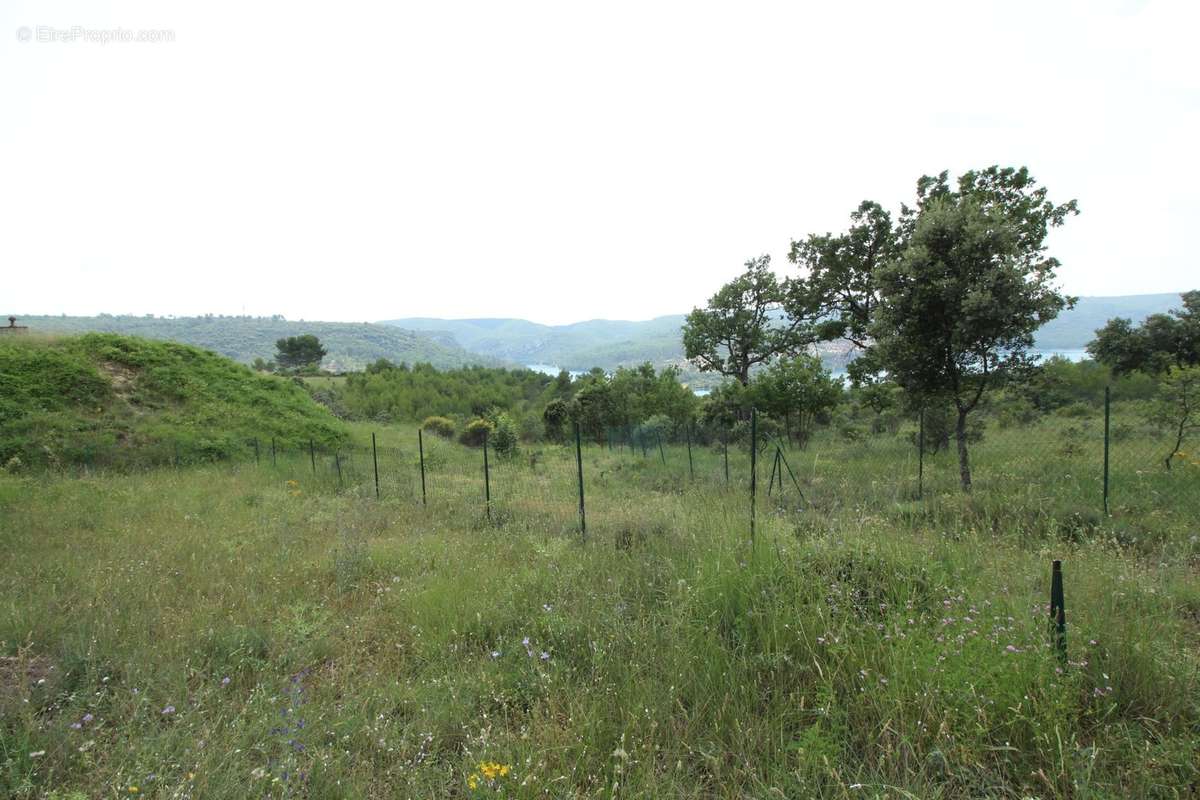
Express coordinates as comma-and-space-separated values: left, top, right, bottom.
540, 651, 550, 661
490, 650, 501, 659
82, 713, 94, 723
468, 773, 479, 790
129, 787, 139, 794
542, 604, 553, 612
221, 676, 231, 686
29, 750, 46, 758
161, 705, 175, 715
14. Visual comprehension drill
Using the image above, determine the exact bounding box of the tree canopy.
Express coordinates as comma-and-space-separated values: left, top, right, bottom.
871, 167, 1077, 490
1087, 290, 1199, 375
681, 255, 809, 385
275, 335, 328, 371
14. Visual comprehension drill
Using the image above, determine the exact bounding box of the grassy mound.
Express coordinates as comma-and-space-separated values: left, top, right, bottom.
0, 334, 346, 469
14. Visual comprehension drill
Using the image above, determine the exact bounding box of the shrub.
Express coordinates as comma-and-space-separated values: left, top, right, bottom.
459, 418, 493, 447
422, 416, 456, 439
490, 412, 520, 457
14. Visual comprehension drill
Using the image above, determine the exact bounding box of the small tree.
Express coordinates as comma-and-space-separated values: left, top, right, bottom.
275, 335, 327, 371
872, 167, 1077, 491
542, 398, 571, 443
682, 255, 809, 386
751, 354, 842, 447
1149, 366, 1200, 470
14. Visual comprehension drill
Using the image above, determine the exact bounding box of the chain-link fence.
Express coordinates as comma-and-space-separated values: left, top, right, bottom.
56, 388, 1199, 536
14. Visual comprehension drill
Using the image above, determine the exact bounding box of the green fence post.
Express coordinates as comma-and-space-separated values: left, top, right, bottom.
271, 437, 276, 468
1103, 386, 1111, 516
335, 451, 343, 488
483, 430, 491, 521
253, 437, 260, 466
1050, 560, 1066, 662
686, 422, 694, 481
750, 408, 757, 542
723, 432, 729, 484
575, 421, 586, 540
309, 439, 316, 475
418, 428, 427, 506
371, 432, 380, 499
918, 407, 925, 500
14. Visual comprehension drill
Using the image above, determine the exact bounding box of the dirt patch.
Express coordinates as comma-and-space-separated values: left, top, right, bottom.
0, 654, 57, 713
98, 360, 138, 398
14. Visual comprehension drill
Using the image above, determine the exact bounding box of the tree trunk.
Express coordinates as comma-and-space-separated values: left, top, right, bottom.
955, 407, 972, 492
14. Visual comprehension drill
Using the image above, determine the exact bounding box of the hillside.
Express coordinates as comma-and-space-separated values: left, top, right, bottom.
13, 315, 498, 372
385, 293, 1188, 375
0, 334, 346, 469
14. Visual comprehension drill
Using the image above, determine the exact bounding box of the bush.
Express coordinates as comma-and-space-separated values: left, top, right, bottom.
490, 412, 520, 457
459, 418, 493, 447
422, 416, 456, 439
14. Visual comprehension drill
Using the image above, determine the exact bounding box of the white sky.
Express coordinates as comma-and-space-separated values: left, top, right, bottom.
2, 0, 1196, 326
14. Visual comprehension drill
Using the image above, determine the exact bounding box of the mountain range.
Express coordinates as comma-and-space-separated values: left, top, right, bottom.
382, 292, 1188, 374
11, 293, 1186, 380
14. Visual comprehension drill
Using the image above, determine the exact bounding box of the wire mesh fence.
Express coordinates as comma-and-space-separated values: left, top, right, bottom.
56, 389, 1199, 534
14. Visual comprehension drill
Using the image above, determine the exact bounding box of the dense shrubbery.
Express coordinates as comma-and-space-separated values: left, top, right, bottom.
421, 415, 456, 438
459, 418, 493, 447
334, 362, 552, 423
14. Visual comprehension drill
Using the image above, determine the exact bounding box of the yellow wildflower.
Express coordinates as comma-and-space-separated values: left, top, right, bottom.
467, 773, 479, 790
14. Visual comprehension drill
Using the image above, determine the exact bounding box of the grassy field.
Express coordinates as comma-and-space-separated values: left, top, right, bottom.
2, 423, 1198, 799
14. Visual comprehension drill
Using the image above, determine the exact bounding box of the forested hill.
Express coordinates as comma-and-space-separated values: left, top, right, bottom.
380, 315, 689, 370
383, 293, 1187, 370
13, 315, 500, 372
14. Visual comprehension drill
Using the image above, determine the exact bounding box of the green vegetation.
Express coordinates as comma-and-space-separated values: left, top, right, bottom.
1088, 290, 1199, 375
0, 334, 345, 469
14, 315, 498, 372
1, 417, 1196, 798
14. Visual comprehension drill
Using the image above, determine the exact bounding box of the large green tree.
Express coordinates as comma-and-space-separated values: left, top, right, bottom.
872, 167, 1077, 491
274, 334, 327, 371
682, 255, 809, 386
785, 201, 898, 383
1088, 290, 1199, 375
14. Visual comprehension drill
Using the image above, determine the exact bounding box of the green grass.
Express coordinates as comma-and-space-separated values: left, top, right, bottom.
2, 422, 1198, 798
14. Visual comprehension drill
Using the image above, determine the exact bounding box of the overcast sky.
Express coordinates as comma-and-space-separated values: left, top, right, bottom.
2, 0, 1196, 326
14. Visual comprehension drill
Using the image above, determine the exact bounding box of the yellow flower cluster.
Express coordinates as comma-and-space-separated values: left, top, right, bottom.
1173, 451, 1200, 467
467, 761, 511, 790
286, 479, 303, 497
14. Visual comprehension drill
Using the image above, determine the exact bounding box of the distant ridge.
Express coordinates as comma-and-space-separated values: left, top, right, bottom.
383, 292, 1189, 372
13, 315, 501, 372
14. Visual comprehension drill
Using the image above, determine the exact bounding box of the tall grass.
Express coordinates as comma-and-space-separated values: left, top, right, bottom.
1, 423, 1197, 798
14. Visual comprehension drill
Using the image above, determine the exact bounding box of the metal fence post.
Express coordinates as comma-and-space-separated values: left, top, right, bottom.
254, 437, 260, 466
271, 437, 276, 468
309, 439, 316, 475
335, 451, 343, 488
723, 432, 729, 484
371, 432, 380, 499
418, 428, 427, 506
483, 430, 491, 521
575, 421, 586, 540
656, 432, 666, 466
1050, 560, 1066, 662
686, 422, 694, 481
918, 407, 925, 500
749, 408, 757, 542
1103, 386, 1111, 516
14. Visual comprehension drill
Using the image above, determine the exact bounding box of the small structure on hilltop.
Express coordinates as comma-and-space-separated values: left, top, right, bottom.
0, 316, 29, 334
